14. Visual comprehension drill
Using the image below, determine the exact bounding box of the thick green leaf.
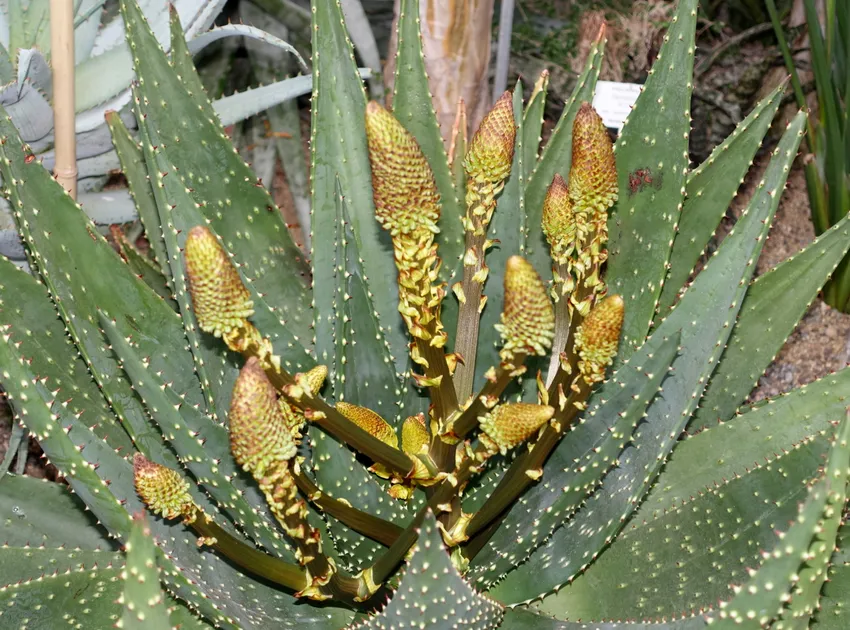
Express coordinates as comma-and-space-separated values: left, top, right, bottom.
606, 0, 697, 359
357, 510, 504, 629
121, 0, 313, 349
811, 524, 850, 630
333, 181, 403, 421
522, 71, 549, 167
100, 315, 296, 562
0, 257, 135, 454
0, 107, 204, 465
115, 232, 178, 311
500, 609, 705, 630
310, 0, 404, 371
391, 0, 463, 287
486, 112, 807, 604
524, 40, 603, 280
105, 111, 171, 290
470, 333, 681, 585
121, 516, 172, 630
657, 83, 785, 313
692, 212, 850, 430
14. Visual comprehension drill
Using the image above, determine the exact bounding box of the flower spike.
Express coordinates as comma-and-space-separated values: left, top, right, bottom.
569, 102, 618, 218
479, 403, 555, 455
574, 295, 624, 385
184, 225, 254, 337
542, 174, 575, 264
464, 91, 516, 185
133, 454, 193, 520
496, 256, 555, 361
336, 402, 398, 449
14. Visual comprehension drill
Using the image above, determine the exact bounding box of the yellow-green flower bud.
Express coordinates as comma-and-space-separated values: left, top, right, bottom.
184, 225, 253, 338
541, 174, 575, 261
569, 103, 618, 217
496, 256, 555, 361
336, 402, 398, 449
401, 413, 429, 456
365, 101, 440, 237
464, 91, 516, 185
133, 454, 193, 520
229, 358, 297, 477
479, 403, 554, 454
575, 295, 624, 384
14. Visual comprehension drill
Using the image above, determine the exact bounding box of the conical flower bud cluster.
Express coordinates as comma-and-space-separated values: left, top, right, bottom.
569, 103, 618, 220
479, 403, 554, 454
133, 454, 193, 520
541, 174, 575, 265
464, 92, 516, 186
574, 295, 624, 384
184, 225, 254, 338
496, 256, 555, 362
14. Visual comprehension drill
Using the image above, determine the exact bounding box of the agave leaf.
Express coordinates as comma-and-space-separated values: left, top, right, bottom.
500, 609, 705, 629
487, 111, 807, 604
0, 107, 207, 462
692, 212, 850, 430
657, 83, 785, 313
100, 314, 297, 562
354, 510, 504, 629
606, 0, 697, 359
340, 0, 382, 96
121, 0, 313, 349
0, 257, 135, 454
105, 111, 170, 287
523, 72, 549, 167
811, 523, 850, 630
473, 82, 527, 391
391, 0, 463, 287
310, 0, 405, 371
121, 515, 173, 630
186, 23, 307, 70
333, 181, 402, 422
470, 332, 681, 585
0, 328, 354, 629
115, 231, 178, 311
524, 38, 603, 280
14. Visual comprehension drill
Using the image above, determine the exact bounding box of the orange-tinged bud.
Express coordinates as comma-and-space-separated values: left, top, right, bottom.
229, 358, 297, 476
479, 403, 554, 453
336, 402, 399, 449
184, 225, 253, 337
465, 91, 516, 185
542, 174, 575, 258
401, 413, 429, 456
569, 103, 617, 217
365, 101, 440, 237
575, 295, 624, 384
133, 454, 192, 520
496, 256, 555, 360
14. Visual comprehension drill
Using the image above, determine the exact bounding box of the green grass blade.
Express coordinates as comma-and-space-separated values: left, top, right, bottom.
524, 39, 604, 280
486, 111, 807, 604
391, 0, 463, 287
692, 212, 850, 429
658, 84, 785, 313
120, 516, 173, 630
310, 0, 405, 371
606, 0, 697, 359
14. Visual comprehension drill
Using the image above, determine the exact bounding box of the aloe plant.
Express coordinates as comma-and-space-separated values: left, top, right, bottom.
0, 0, 344, 262
1, 0, 850, 627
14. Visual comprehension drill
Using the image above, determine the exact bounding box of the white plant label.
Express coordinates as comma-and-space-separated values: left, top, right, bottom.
592, 81, 642, 131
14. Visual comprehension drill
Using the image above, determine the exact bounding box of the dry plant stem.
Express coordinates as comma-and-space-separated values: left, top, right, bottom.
452, 224, 489, 402
446, 352, 527, 440
294, 471, 403, 547
50, 0, 77, 199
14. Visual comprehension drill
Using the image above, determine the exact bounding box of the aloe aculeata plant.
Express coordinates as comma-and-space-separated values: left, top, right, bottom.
2, 0, 850, 627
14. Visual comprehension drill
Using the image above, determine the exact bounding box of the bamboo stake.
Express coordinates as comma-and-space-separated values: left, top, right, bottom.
50, 0, 77, 199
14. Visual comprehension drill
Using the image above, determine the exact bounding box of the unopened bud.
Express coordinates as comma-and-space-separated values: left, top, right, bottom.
184, 225, 253, 337
575, 295, 624, 384
365, 101, 440, 237
465, 92, 516, 185
480, 403, 554, 454
230, 358, 297, 476
401, 414, 429, 456
541, 174, 575, 258
304, 365, 328, 396
569, 103, 617, 217
336, 402, 398, 449
133, 454, 193, 520
496, 256, 555, 360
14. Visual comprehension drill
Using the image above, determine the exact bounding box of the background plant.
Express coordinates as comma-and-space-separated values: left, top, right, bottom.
0, 0, 849, 628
